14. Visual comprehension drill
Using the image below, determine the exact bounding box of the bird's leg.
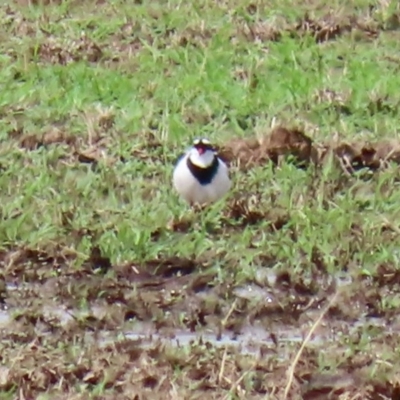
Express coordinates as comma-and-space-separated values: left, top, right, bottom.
191, 202, 207, 213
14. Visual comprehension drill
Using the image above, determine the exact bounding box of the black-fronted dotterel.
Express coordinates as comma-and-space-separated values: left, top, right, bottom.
172, 138, 231, 206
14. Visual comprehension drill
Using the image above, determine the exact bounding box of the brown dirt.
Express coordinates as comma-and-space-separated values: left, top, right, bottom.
0, 334, 397, 399
219, 125, 400, 175
1, 231, 400, 398
36, 34, 103, 65
235, 10, 381, 45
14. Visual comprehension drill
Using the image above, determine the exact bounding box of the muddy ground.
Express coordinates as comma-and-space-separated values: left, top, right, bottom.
1, 0, 400, 399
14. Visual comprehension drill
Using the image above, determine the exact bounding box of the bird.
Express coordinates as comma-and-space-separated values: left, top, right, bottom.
172, 138, 231, 206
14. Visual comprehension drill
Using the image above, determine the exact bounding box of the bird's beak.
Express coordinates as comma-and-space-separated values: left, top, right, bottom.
197, 147, 205, 155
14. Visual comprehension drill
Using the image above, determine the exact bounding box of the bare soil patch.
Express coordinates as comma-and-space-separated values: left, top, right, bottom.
219, 125, 400, 175
37, 35, 103, 65
235, 10, 381, 45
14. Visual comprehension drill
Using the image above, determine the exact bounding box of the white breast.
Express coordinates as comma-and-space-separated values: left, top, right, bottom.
172, 155, 231, 205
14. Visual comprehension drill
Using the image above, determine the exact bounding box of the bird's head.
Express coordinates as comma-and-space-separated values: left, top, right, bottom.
188, 138, 216, 168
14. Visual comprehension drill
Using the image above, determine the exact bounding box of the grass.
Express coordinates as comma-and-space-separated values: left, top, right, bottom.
1, 0, 400, 398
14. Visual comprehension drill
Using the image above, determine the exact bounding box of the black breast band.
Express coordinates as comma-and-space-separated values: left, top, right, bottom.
186, 156, 219, 185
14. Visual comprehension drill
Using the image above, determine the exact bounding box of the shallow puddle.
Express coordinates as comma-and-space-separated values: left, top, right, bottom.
122, 330, 279, 357
0, 310, 9, 326
0, 300, 389, 358
1, 276, 394, 358
233, 270, 353, 304
0, 300, 324, 358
